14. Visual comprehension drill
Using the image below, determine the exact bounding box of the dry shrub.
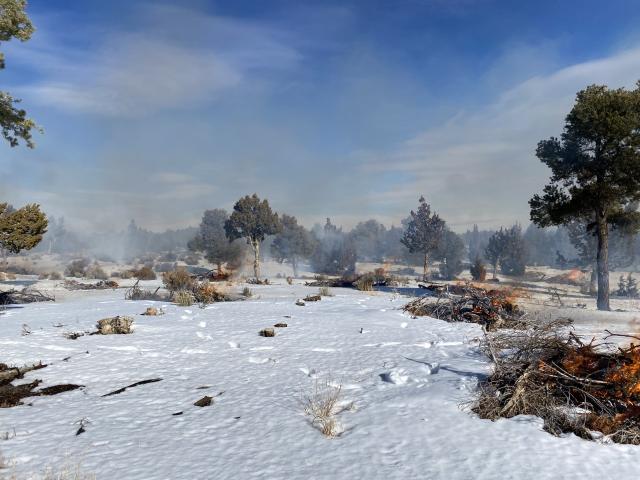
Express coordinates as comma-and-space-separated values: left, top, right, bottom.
193, 282, 226, 304
162, 268, 195, 293
242, 287, 253, 298
38, 272, 62, 280
286, 276, 293, 285
133, 265, 156, 280
475, 319, 640, 444
96, 316, 133, 335
319, 286, 333, 297
64, 259, 89, 278
174, 290, 194, 307
354, 274, 374, 291
301, 379, 343, 438
125, 282, 164, 301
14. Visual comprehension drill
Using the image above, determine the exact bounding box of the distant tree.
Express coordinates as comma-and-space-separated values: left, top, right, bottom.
401, 196, 446, 281
467, 224, 483, 261
310, 218, 357, 276
225, 194, 281, 280
485, 228, 507, 279
1, 0, 38, 147
270, 214, 315, 277
470, 256, 487, 281
500, 224, 527, 276
350, 219, 386, 262
189, 209, 244, 275
530, 82, 640, 310
0, 202, 47, 255
437, 229, 465, 280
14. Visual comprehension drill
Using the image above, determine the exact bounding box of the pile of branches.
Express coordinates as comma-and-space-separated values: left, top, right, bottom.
475, 320, 640, 444
63, 279, 119, 290
404, 283, 526, 331
0, 287, 54, 305
125, 281, 167, 301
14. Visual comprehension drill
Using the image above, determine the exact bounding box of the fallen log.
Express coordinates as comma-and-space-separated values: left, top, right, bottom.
0, 288, 54, 305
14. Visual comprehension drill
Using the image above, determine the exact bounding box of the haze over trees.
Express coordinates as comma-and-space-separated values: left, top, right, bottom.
270, 214, 315, 277
401, 196, 446, 281
310, 218, 357, 276
530, 82, 640, 310
189, 209, 244, 274
225, 194, 281, 280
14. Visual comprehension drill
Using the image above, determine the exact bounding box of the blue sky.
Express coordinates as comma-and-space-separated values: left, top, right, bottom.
2, 0, 640, 231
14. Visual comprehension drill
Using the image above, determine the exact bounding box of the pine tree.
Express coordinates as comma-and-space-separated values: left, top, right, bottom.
401, 196, 446, 281
530, 82, 640, 310
225, 194, 281, 280
189, 209, 244, 275
0, 202, 47, 254
485, 228, 506, 279
0, 0, 38, 147
437, 229, 465, 280
500, 225, 527, 276
270, 214, 315, 277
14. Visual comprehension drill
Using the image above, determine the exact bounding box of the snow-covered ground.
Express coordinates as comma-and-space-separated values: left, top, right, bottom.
2, 282, 640, 479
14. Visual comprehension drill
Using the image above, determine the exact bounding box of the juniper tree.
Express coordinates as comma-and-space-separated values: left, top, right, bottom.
401, 196, 446, 281
0, 0, 38, 147
484, 228, 506, 279
436, 229, 465, 280
189, 209, 243, 275
0, 202, 47, 257
270, 214, 315, 277
500, 224, 527, 276
224, 194, 281, 280
530, 82, 640, 310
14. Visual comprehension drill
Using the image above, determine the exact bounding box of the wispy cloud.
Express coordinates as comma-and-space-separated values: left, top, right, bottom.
7, 4, 301, 116
363, 46, 640, 229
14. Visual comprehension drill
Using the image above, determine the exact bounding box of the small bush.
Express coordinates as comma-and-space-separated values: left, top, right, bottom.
193, 282, 225, 304
65, 259, 90, 278
301, 379, 344, 438
181, 254, 200, 266
38, 271, 62, 280
174, 290, 194, 306
154, 262, 176, 273
162, 268, 195, 293
354, 274, 374, 291
242, 287, 253, 298
84, 262, 108, 280
470, 257, 487, 282
319, 286, 333, 297
134, 265, 157, 280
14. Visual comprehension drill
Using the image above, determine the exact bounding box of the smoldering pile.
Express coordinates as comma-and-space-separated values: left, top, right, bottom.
404, 283, 527, 331
476, 321, 640, 444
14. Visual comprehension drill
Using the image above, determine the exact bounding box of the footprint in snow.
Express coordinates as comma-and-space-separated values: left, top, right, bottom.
196, 332, 212, 340
299, 367, 317, 377
250, 346, 274, 351
228, 341, 240, 349
248, 356, 276, 364
312, 347, 336, 352
198, 321, 206, 328
379, 368, 410, 385
400, 322, 408, 328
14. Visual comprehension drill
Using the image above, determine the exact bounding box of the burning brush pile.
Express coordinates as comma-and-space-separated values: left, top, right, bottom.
476, 320, 640, 444
404, 283, 527, 331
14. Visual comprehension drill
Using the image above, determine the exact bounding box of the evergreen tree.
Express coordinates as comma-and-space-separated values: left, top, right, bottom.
310, 218, 357, 276
401, 196, 446, 281
500, 224, 527, 276
470, 256, 487, 281
225, 194, 281, 280
437, 229, 465, 280
0, 0, 38, 147
0, 202, 47, 254
530, 82, 640, 310
485, 228, 507, 279
270, 214, 315, 277
189, 209, 244, 274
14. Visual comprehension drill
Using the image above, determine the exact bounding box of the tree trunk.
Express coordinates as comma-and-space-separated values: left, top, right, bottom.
423, 253, 429, 282
216, 262, 223, 276
252, 241, 260, 281
492, 262, 498, 280
595, 213, 610, 311
291, 257, 298, 278
589, 265, 597, 296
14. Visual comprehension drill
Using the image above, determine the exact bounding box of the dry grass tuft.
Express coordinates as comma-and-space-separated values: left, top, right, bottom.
301, 379, 343, 438
174, 290, 194, 307
318, 286, 333, 297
